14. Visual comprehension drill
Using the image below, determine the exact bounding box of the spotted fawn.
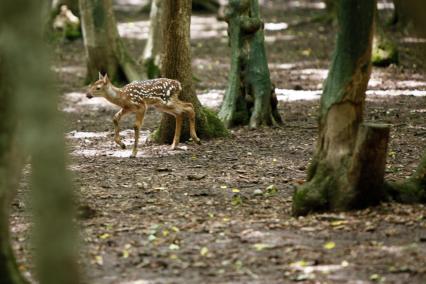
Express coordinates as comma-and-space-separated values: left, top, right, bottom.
86, 73, 201, 157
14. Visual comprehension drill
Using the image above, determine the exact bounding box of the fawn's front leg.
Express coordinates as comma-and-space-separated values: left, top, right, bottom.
131, 107, 146, 158
113, 108, 129, 149
171, 114, 183, 150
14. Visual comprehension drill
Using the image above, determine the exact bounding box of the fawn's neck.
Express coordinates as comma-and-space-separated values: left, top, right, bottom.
104, 84, 124, 106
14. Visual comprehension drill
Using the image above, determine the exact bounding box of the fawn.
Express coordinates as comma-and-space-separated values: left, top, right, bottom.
86, 73, 201, 157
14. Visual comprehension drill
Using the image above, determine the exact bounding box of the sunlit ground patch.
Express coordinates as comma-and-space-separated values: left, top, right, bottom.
68, 129, 189, 158
52, 65, 85, 76
287, 1, 325, 9
276, 89, 321, 101
265, 22, 289, 31
67, 131, 110, 139
118, 16, 228, 40
198, 89, 225, 109
117, 20, 150, 40
265, 34, 297, 43
401, 37, 426, 44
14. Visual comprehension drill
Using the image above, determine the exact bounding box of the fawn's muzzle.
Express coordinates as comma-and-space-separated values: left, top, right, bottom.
86, 93, 93, 99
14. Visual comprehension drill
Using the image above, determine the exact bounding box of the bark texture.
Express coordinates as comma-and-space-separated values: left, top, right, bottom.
79, 0, 142, 82
293, 0, 387, 216
218, 0, 282, 129
1, 0, 81, 283
140, 0, 163, 78
157, 0, 227, 145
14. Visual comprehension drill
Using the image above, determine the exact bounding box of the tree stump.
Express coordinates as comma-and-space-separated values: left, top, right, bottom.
292, 0, 387, 216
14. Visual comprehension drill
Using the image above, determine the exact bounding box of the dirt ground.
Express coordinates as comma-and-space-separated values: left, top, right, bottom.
10, 1, 426, 283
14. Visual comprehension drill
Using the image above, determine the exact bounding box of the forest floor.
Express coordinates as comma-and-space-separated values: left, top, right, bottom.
11, 0, 426, 283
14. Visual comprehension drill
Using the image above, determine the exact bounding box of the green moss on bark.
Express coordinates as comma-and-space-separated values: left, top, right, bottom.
197, 108, 229, 138
372, 36, 398, 67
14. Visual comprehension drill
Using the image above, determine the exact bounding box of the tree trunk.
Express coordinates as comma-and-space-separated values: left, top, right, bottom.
390, 0, 410, 29
292, 0, 387, 216
372, 10, 398, 67
79, 0, 143, 83
0, 56, 28, 284
218, 0, 282, 129
140, 0, 163, 78
192, 0, 220, 12
386, 151, 426, 203
1, 0, 81, 283
156, 0, 227, 145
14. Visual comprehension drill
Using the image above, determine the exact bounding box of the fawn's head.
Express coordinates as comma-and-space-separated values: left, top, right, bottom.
86, 73, 111, 99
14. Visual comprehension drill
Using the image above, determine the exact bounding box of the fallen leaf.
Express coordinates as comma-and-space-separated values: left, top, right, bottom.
200, 247, 209, 256
323, 241, 336, 250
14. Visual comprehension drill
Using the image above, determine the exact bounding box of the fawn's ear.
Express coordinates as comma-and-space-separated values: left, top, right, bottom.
103, 74, 109, 83
98, 72, 103, 80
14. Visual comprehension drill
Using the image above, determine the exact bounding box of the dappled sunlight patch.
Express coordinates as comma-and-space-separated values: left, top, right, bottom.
265, 22, 289, 31
113, 0, 148, 12
64, 92, 87, 103
118, 20, 150, 40
269, 60, 323, 70
67, 131, 109, 139
401, 37, 426, 44
276, 88, 321, 101
197, 86, 426, 107
377, 1, 394, 10
52, 65, 85, 75
369, 71, 426, 89
191, 16, 227, 39
118, 15, 228, 40
269, 63, 297, 70
265, 34, 297, 43
198, 89, 225, 109
366, 89, 426, 97
288, 1, 325, 9
395, 80, 426, 89
67, 129, 188, 158
299, 68, 328, 80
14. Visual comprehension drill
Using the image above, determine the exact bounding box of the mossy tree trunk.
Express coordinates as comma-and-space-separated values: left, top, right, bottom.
372, 10, 398, 67
79, 0, 143, 83
0, 56, 28, 284
1, 0, 81, 283
218, 0, 282, 129
386, 151, 426, 203
139, 0, 163, 79
157, 0, 227, 145
292, 0, 390, 216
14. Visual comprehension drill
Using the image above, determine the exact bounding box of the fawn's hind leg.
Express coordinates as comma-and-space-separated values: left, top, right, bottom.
182, 102, 201, 144
131, 107, 146, 158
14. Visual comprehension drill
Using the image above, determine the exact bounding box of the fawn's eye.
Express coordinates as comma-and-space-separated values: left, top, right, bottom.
96, 86, 101, 90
